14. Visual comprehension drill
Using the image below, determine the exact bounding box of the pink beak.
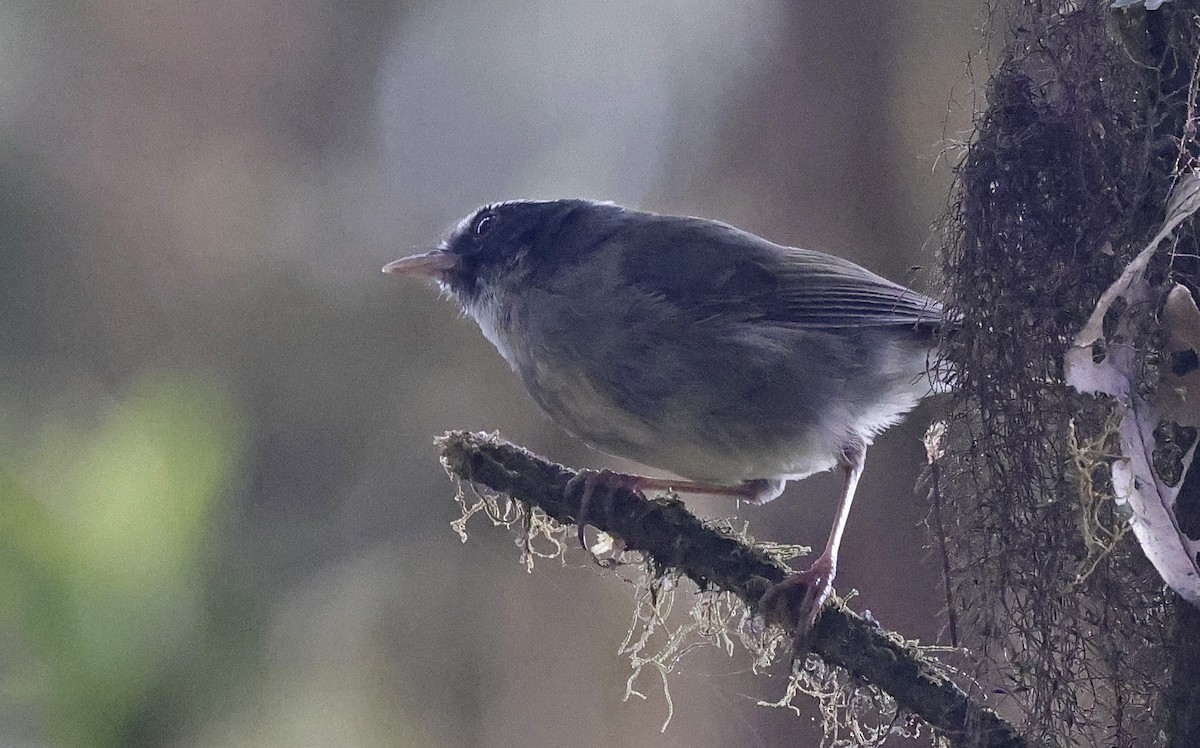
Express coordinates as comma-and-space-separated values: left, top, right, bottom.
381, 249, 458, 278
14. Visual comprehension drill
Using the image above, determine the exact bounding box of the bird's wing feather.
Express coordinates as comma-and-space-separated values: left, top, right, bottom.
619, 215, 943, 329
766, 248, 944, 327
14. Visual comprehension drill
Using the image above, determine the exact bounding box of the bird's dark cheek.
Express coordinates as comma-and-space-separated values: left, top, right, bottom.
503, 247, 530, 274
436, 265, 476, 302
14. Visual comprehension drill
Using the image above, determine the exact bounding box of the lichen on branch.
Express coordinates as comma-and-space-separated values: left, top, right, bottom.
436, 430, 1035, 748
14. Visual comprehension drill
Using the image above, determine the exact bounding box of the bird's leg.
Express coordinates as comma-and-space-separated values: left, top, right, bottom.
760, 439, 866, 638
615, 475, 786, 504
563, 471, 783, 550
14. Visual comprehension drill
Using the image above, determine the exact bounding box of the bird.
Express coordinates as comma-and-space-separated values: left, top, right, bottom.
383, 199, 944, 633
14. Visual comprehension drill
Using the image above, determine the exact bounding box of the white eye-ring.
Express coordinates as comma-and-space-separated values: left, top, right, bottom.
473, 212, 496, 236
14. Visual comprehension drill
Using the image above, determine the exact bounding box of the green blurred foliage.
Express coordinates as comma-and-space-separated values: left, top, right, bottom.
0, 374, 245, 747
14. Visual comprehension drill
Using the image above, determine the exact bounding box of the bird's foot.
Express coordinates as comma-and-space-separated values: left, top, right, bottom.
563, 469, 645, 553
759, 553, 835, 643
735, 478, 787, 506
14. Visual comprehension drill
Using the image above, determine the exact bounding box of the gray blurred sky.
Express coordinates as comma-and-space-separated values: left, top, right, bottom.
0, 2, 984, 746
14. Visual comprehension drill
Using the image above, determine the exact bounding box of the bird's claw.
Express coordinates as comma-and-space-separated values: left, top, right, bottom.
563, 468, 644, 554
759, 554, 836, 647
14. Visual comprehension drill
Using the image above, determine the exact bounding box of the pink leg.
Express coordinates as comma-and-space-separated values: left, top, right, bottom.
623, 475, 785, 504
564, 470, 785, 548
761, 441, 866, 636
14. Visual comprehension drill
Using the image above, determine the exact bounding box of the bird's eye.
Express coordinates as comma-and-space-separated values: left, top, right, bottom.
473, 212, 496, 237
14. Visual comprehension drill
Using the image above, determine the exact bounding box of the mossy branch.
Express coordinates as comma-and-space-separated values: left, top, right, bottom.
437, 430, 1036, 748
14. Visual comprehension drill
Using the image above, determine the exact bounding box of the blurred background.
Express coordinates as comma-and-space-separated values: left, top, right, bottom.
0, 1, 985, 746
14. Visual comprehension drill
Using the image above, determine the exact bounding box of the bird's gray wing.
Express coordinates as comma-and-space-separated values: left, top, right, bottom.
765, 247, 944, 327
619, 215, 943, 329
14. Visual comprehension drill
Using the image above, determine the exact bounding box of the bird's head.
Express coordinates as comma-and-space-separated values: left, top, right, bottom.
383, 199, 611, 307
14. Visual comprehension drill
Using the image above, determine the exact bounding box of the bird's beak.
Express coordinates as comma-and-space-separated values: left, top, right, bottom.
381, 249, 458, 278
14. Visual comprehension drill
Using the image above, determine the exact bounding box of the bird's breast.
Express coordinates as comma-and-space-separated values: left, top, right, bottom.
463, 287, 932, 486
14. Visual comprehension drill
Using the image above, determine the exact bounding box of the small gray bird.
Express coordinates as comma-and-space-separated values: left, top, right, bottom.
384, 199, 943, 631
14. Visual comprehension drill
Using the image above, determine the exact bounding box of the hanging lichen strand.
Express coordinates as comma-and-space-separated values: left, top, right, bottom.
934, 3, 1200, 746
